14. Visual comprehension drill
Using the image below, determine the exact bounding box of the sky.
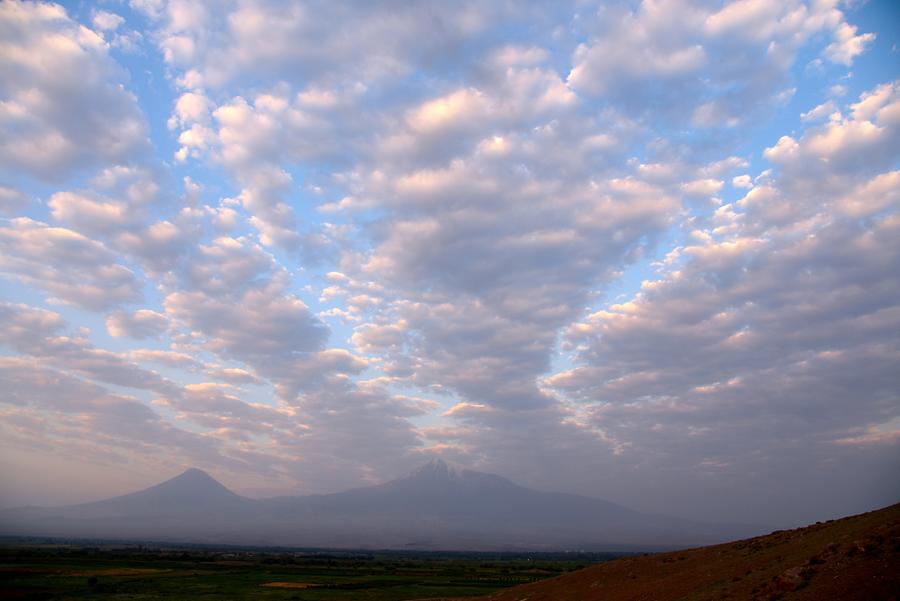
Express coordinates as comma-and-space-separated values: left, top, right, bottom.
0, 0, 898, 528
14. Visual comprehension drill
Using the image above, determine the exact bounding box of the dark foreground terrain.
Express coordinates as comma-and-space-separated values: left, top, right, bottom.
0, 543, 621, 600
450, 502, 900, 601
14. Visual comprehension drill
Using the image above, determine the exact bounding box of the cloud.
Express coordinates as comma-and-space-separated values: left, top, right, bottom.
173, 90, 357, 249
1, 0, 896, 524
163, 382, 292, 435
182, 236, 277, 295
544, 80, 900, 520
568, 0, 873, 125
835, 170, 900, 218
337, 132, 679, 412
43, 165, 200, 276
824, 22, 875, 66
0, 303, 178, 397
48, 190, 141, 233
267, 380, 432, 491
205, 366, 261, 385
0, 218, 141, 311
801, 100, 838, 122
165, 284, 328, 364
0, 356, 125, 413
732, 174, 753, 189
114, 216, 199, 276
0, 1, 148, 181
681, 178, 724, 197
150, 0, 515, 89
159, 235, 332, 396
170, 91, 214, 128
569, 2, 706, 96
0, 357, 226, 468
128, 349, 201, 369
755, 81, 900, 228
106, 309, 169, 339
47, 166, 162, 236
92, 9, 124, 31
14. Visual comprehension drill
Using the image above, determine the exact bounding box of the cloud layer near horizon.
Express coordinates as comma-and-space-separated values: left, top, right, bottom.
0, 0, 897, 526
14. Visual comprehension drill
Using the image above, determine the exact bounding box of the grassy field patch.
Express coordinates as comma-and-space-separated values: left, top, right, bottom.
261, 581, 319, 588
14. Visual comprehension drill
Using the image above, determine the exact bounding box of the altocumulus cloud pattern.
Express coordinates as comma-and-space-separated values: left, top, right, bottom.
0, 0, 898, 527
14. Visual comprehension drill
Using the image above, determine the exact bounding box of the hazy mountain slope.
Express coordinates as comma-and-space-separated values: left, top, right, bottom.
448, 502, 900, 601
0, 460, 762, 550
263, 460, 759, 549
63, 468, 251, 515
0, 468, 257, 543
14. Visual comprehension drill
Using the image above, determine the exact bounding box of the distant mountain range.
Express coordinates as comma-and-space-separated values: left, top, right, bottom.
0, 459, 763, 550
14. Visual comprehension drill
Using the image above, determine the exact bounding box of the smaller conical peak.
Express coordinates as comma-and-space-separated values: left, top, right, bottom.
175, 467, 215, 481
162, 467, 230, 491
181, 467, 211, 478
147, 467, 240, 500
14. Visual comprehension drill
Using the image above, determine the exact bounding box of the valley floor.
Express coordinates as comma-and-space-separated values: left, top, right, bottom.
0, 545, 615, 600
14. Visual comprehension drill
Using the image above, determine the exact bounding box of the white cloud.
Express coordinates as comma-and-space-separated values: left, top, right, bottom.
107, 309, 169, 339
835, 170, 900, 218
164, 282, 328, 366
761, 82, 899, 193
681, 178, 724, 197
48, 190, 140, 233
732, 175, 753, 189
545, 79, 900, 521
92, 10, 124, 31
0, 357, 226, 470
205, 366, 261, 385
169, 91, 214, 128
568, 0, 707, 96
801, 100, 838, 122
824, 22, 875, 66
128, 349, 200, 369
0, 218, 141, 311
568, 0, 874, 126
0, 2, 147, 180
2, 0, 896, 522
0, 303, 178, 396
152, 0, 507, 88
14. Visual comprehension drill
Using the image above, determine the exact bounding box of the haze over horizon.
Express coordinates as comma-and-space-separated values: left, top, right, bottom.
1, 0, 898, 531
0, 459, 766, 550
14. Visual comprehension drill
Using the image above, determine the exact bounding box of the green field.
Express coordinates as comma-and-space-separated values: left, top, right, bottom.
0, 540, 628, 600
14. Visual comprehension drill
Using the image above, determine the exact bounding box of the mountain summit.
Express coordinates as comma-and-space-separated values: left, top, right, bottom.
139, 468, 243, 503
408, 458, 471, 480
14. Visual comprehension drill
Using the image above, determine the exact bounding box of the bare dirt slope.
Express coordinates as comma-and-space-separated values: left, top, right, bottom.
449, 503, 900, 601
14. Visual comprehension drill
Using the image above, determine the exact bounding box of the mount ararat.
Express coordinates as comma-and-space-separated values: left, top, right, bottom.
0, 460, 762, 550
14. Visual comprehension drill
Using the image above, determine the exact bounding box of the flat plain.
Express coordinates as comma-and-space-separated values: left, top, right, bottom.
0, 544, 620, 600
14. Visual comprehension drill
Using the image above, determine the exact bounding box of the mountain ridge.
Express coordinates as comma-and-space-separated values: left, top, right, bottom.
0, 460, 764, 551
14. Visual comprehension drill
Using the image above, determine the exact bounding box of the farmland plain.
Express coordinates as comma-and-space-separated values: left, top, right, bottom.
0, 542, 626, 600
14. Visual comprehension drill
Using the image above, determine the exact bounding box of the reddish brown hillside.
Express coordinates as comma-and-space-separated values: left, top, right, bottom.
450, 503, 900, 601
